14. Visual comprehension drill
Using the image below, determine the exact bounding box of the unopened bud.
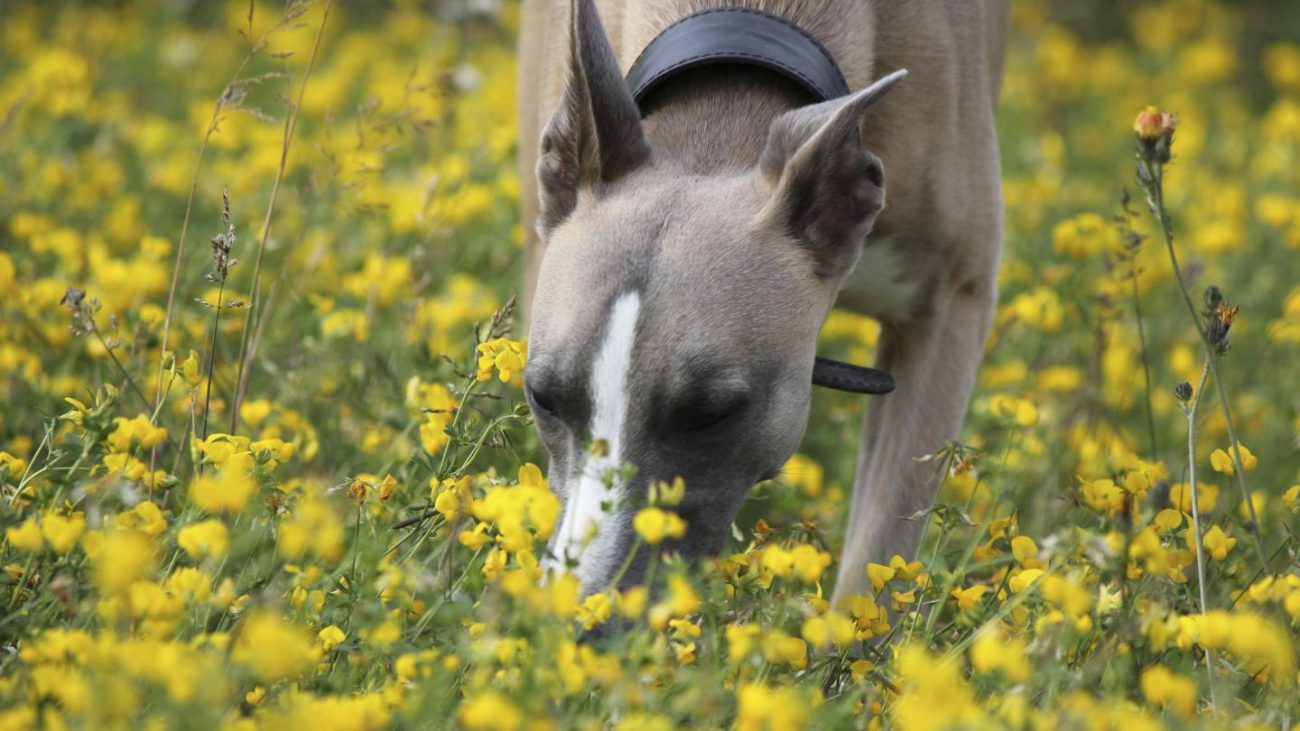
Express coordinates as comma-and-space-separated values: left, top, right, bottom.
1134, 106, 1177, 141
1203, 285, 1223, 311
1134, 106, 1177, 164
1174, 381, 1193, 403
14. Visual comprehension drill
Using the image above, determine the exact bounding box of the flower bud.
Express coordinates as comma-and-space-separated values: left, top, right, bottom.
1133, 106, 1176, 141
1203, 285, 1223, 311
1134, 106, 1177, 163
1174, 381, 1193, 403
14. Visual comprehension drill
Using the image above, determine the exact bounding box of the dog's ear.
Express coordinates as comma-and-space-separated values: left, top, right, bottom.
536, 0, 650, 237
758, 70, 907, 277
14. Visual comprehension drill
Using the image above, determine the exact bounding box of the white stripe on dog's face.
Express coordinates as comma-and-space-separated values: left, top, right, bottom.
548, 291, 641, 586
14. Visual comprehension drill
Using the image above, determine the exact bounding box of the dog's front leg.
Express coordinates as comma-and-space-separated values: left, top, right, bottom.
831, 274, 997, 605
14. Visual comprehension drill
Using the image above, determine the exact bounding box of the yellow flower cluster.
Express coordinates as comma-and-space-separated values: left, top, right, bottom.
1, 0, 1298, 728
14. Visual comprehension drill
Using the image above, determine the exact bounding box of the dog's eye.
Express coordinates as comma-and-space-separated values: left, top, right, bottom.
679, 395, 749, 434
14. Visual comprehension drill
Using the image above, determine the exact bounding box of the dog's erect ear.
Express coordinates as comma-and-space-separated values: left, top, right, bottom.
536, 0, 650, 237
759, 70, 907, 277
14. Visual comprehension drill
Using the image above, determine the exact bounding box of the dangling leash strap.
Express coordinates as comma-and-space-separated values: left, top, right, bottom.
625, 7, 895, 395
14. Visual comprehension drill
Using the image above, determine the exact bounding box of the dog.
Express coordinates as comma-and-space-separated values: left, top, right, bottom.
517, 0, 1007, 603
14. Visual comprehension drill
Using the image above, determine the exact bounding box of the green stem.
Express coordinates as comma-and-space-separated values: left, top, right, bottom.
1138, 156, 1267, 569
1130, 271, 1159, 458
200, 279, 227, 445
1184, 361, 1218, 711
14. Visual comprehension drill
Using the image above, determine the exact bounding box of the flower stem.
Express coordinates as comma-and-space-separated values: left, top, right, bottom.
1130, 271, 1158, 458
1137, 157, 1268, 570
1184, 361, 1217, 711
200, 279, 227, 446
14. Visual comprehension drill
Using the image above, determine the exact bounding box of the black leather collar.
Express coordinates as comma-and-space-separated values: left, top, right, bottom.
624, 8, 894, 396
626, 8, 850, 109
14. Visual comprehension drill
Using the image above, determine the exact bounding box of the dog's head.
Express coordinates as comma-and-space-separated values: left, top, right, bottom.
527, 0, 903, 594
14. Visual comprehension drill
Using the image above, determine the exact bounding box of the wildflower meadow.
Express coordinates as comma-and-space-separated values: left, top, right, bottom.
2, 1, 1299, 728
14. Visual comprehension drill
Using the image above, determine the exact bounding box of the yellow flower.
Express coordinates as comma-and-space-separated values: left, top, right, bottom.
951, 585, 989, 612
780, 454, 824, 498
990, 394, 1039, 427
802, 611, 855, 648
413, 380, 457, 455
114, 501, 168, 537
1010, 535, 1040, 566
104, 452, 148, 482
177, 520, 229, 560
458, 522, 490, 550
165, 567, 212, 603
577, 592, 613, 630
760, 631, 808, 669
1199, 525, 1235, 562
648, 476, 686, 506
890, 555, 923, 580
231, 612, 319, 682
278, 491, 346, 563
6, 517, 44, 553
761, 545, 794, 579
458, 690, 522, 731
632, 507, 686, 545
105, 414, 167, 453
318, 625, 347, 651
189, 467, 257, 514
735, 682, 817, 731
0, 451, 27, 478
666, 574, 700, 616
1052, 212, 1120, 259
616, 586, 648, 620
1237, 491, 1268, 522
180, 350, 203, 389
1079, 478, 1124, 516
1168, 482, 1219, 514
475, 338, 527, 385
1283, 484, 1300, 509
41, 512, 85, 554
1210, 444, 1256, 475
970, 625, 1031, 682
89, 529, 156, 596
866, 562, 896, 592
239, 399, 273, 427
481, 548, 507, 582
1140, 665, 1197, 719
1009, 569, 1045, 594
894, 644, 987, 728
727, 623, 761, 663
432, 475, 472, 521
1153, 508, 1183, 532
789, 544, 832, 583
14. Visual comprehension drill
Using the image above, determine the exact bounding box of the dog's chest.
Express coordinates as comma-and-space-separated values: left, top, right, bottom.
835, 234, 924, 324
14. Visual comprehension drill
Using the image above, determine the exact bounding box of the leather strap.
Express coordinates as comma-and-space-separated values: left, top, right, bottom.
812, 357, 895, 395
626, 8, 850, 108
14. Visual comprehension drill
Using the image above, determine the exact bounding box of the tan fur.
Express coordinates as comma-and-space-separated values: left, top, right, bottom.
519, 0, 1008, 602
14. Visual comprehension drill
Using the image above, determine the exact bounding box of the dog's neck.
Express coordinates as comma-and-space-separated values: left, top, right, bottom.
640, 65, 812, 174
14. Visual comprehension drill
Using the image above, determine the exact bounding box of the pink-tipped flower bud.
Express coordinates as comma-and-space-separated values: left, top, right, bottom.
1133, 106, 1177, 141
1134, 106, 1177, 164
